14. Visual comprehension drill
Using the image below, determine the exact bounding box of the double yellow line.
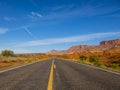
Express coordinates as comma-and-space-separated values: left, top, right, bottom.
47, 60, 56, 90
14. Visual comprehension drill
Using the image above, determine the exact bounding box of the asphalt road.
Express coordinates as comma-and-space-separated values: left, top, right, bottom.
54, 59, 120, 90
0, 59, 52, 90
0, 58, 120, 90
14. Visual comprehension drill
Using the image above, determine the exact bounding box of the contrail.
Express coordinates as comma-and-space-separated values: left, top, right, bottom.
8, 24, 37, 39
23, 27, 33, 36
22, 27, 36, 39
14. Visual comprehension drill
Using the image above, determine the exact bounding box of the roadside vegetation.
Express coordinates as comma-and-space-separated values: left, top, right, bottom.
57, 52, 120, 72
0, 50, 50, 70
79, 55, 106, 68
0, 49, 120, 72
78, 55, 120, 71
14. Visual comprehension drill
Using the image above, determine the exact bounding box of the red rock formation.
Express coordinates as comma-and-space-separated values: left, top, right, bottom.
100, 39, 120, 45
67, 45, 90, 52
46, 38, 120, 55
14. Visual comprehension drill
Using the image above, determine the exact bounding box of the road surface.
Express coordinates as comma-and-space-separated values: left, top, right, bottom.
54, 59, 120, 90
0, 59, 52, 90
0, 58, 120, 90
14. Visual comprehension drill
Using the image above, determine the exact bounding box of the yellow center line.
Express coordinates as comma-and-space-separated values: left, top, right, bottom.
54, 64, 56, 69
47, 60, 54, 90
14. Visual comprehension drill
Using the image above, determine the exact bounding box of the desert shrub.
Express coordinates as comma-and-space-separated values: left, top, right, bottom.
27, 59, 33, 63
95, 61, 106, 68
79, 55, 87, 61
3, 60, 8, 63
11, 60, 16, 62
1, 50, 14, 57
89, 55, 99, 62
110, 63, 119, 69
77, 59, 82, 63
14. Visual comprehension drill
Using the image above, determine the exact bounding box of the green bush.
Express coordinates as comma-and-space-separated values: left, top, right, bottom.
1, 50, 14, 57
95, 61, 106, 68
110, 63, 119, 69
77, 59, 82, 63
79, 55, 87, 61
27, 60, 33, 63
89, 55, 99, 62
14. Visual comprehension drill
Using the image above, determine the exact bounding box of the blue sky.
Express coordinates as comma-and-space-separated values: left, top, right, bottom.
0, 0, 120, 53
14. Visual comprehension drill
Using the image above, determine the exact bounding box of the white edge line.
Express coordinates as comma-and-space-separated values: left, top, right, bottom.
60, 59, 120, 75
0, 59, 47, 74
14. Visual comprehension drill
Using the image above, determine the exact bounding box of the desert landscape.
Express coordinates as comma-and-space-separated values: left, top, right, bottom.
0, 38, 120, 71
47, 38, 120, 71
0, 0, 120, 90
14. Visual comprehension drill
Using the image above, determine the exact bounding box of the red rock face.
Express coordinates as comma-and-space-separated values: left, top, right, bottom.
46, 38, 120, 55
67, 45, 90, 52
100, 39, 120, 45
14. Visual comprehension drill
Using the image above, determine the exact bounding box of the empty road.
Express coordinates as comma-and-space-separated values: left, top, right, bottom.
0, 58, 120, 90
54, 59, 120, 90
0, 59, 52, 90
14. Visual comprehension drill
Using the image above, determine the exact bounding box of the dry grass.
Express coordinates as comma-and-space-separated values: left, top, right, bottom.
0, 55, 43, 70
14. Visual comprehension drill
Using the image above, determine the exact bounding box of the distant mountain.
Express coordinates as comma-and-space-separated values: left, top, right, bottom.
46, 38, 120, 55
46, 49, 60, 55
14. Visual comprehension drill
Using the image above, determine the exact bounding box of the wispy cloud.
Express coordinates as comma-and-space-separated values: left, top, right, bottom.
17, 32, 120, 47
28, 12, 43, 19
0, 28, 8, 34
4, 17, 15, 21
